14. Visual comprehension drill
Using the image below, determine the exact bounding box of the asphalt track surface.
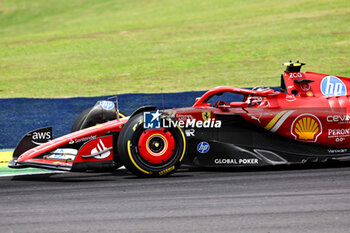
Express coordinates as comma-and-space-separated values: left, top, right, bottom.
1, 164, 350, 233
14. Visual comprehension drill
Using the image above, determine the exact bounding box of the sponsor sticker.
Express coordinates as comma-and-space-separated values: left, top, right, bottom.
306, 91, 313, 97
289, 72, 303, 79
291, 114, 322, 142
214, 158, 258, 165
328, 149, 347, 154
45, 148, 77, 161
320, 76, 347, 97
31, 131, 51, 146
250, 113, 262, 123
143, 110, 161, 129
327, 114, 350, 124
197, 142, 210, 153
185, 129, 195, 137
327, 128, 350, 143
175, 114, 194, 121
77, 136, 113, 160
202, 112, 211, 121
90, 139, 111, 159
286, 94, 296, 102
143, 111, 221, 129
99, 101, 115, 110
328, 128, 350, 138
69, 135, 97, 144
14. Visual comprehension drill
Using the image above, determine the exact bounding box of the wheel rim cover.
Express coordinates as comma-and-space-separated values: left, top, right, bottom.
138, 128, 175, 164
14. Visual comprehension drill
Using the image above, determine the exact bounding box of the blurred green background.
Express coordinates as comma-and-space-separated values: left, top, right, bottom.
0, 0, 349, 98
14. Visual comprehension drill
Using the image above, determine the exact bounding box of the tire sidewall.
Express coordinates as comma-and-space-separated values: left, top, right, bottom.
71, 107, 93, 132
118, 112, 186, 177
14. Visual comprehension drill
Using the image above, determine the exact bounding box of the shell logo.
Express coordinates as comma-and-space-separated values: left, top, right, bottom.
291, 114, 322, 142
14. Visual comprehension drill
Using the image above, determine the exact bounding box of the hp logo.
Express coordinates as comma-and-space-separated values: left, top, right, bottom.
320, 76, 347, 97
197, 142, 210, 153
99, 101, 115, 110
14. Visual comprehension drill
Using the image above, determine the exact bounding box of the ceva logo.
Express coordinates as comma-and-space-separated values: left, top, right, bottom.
320, 76, 347, 97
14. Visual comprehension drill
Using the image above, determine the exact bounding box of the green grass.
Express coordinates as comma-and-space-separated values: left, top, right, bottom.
0, 0, 350, 98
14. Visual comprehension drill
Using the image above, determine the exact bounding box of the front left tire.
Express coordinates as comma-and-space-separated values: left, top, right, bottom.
117, 112, 186, 177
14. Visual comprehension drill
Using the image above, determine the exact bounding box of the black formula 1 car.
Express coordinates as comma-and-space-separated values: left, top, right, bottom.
9, 62, 350, 177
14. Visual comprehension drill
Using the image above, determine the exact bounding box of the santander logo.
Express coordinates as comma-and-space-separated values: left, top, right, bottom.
90, 139, 111, 159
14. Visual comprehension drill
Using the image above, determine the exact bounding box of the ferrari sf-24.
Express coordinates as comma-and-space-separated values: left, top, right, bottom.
9, 62, 350, 177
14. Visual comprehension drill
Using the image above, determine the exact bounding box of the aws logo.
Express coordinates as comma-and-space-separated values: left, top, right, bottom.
31, 131, 52, 145
291, 114, 322, 142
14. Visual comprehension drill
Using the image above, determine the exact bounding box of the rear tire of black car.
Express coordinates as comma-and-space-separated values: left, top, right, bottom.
117, 112, 186, 177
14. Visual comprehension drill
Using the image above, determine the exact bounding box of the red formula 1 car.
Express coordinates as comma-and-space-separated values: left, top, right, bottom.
8, 62, 350, 177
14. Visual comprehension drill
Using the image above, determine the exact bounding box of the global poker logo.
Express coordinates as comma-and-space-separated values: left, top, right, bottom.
320, 76, 347, 97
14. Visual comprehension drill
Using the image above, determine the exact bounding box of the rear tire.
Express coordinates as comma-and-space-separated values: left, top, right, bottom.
71, 107, 127, 132
117, 112, 186, 177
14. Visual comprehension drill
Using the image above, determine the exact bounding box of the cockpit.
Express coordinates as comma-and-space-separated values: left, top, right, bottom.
192, 86, 274, 109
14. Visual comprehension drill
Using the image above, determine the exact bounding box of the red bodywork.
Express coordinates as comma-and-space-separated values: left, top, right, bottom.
12, 69, 350, 171
175, 71, 350, 148
15, 118, 128, 170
